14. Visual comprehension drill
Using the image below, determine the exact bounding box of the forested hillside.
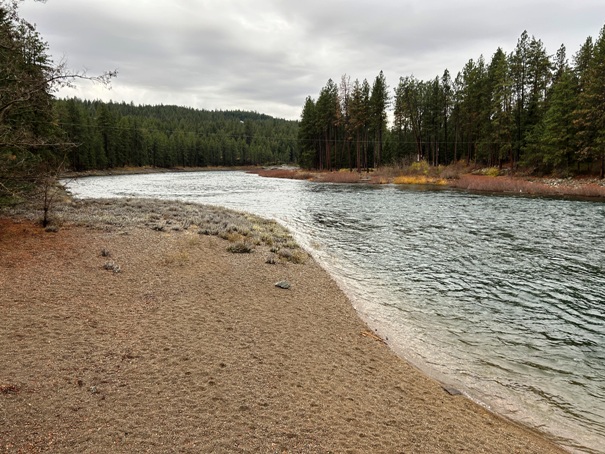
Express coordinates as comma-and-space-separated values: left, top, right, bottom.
300, 26, 605, 177
55, 99, 300, 171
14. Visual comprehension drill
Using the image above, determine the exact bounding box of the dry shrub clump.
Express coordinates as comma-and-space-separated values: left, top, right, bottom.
393, 175, 447, 185
226, 242, 254, 253
472, 167, 501, 177
390, 161, 448, 186
162, 251, 190, 266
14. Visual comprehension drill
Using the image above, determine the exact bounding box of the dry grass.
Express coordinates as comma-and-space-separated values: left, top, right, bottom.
3, 197, 309, 264
316, 171, 365, 183
250, 168, 313, 180
161, 250, 191, 266
393, 175, 447, 185
251, 164, 605, 201
450, 174, 605, 199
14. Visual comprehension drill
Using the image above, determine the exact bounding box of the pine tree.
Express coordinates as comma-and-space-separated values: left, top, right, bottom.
370, 71, 389, 168
315, 79, 340, 170
574, 26, 605, 178
486, 48, 513, 167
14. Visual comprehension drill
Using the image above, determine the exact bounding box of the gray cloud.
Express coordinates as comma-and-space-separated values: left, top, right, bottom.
20, 0, 605, 120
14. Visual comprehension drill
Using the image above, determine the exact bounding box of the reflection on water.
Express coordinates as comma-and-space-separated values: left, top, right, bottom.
66, 171, 605, 453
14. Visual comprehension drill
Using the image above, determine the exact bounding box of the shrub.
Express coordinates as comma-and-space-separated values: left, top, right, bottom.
198, 227, 219, 236
227, 242, 253, 253
485, 167, 500, 177
219, 231, 242, 242
162, 251, 190, 266
277, 248, 292, 260
278, 248, 307, 264
288, 250, 307, 264
151, 221, 166, 231
393, 175, 447, 185
394, 175, 428, 185
409, 160, 430, 175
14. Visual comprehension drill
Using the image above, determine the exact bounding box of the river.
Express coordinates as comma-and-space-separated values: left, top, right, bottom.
65, 170, 605, 453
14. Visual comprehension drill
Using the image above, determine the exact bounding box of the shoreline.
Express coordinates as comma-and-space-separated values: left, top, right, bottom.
62, 165, 605, 202
0, 198, 568, 452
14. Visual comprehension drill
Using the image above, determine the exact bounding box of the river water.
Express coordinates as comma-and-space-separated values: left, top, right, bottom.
65, 171, 605, 453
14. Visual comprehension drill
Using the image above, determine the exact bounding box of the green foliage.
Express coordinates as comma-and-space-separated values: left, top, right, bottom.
409, 160, 430, 175
485, 167, 500, 177
0, 2, 56, 200
574, 25, 605, 178
370, 70, 389, 167
0, 0, 115, 219
301, 75, 375, 172
54, 99, 300, 170
301, 25, 605, 177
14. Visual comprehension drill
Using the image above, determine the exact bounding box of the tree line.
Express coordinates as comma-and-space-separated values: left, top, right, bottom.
55, 99, 300, 171
299, 26, 605, 177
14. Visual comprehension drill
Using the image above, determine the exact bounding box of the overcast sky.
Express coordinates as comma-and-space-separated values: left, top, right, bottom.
20, 0, 605, 120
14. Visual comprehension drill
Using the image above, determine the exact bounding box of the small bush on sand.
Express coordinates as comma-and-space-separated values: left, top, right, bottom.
162, 251, 190, 266
198, 226, 219, 236
278, 248, 307, 264
151, 221, 166, 231
288, 250, 307, 264
220, 231, 243, 243
227, 242, 253, 253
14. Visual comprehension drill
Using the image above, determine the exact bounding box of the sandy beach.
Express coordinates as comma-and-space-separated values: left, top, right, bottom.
0, 199, 566, 453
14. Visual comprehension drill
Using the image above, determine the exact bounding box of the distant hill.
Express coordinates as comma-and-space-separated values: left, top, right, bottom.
54, 98, 300, 171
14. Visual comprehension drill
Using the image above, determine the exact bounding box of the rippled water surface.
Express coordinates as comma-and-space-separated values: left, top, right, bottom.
66, 171, 605, 453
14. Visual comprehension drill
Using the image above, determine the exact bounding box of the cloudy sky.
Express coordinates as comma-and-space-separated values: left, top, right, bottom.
20, 0, 605, 120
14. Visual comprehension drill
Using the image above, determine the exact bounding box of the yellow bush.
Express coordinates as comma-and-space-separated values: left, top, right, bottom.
409, 160, 430, 175
394, 175, 428, 184
393, 175, 448, 185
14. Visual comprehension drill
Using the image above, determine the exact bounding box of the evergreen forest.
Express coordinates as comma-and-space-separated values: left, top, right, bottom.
299, 27, 605, 177
54, 99, 300, 171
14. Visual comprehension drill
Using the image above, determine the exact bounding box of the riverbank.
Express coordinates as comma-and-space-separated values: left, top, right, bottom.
60, 165, 253, 179
0, 199, 566, 453
251, 167, 605, 201
61, 165, 605, 201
